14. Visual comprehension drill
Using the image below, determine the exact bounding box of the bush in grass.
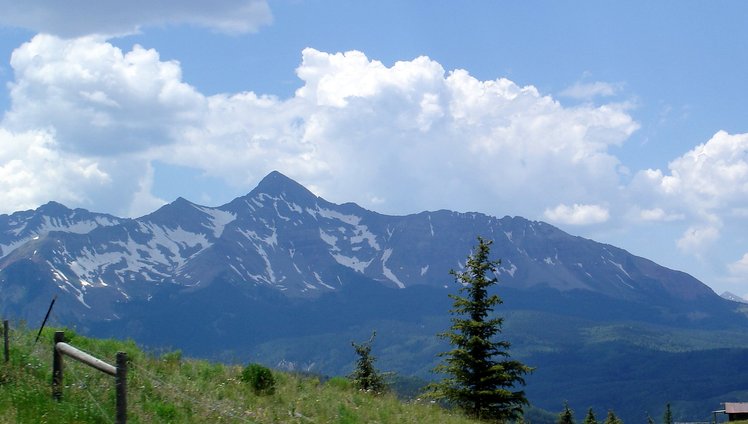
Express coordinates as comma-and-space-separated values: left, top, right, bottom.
240, 363, 276, 395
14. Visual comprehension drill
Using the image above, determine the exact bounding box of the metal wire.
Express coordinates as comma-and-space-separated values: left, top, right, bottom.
129, 361, 257, 423
64, 361, 115, 424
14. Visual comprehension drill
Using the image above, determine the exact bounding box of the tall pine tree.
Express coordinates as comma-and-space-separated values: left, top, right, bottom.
663, 403, 673, 424
558, 402, 575, 424
583, 408, 598, 424
603, 410, 623, 424
430, 237, 531, 422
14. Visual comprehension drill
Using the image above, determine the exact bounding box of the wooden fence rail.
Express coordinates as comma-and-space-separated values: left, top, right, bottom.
53, 331, 127, 424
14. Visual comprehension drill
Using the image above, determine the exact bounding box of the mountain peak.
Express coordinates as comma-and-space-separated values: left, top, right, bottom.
140, 196, 200, 223
251, 171, 318, 201
36, 201, 72, 216
721, 291, 748, 304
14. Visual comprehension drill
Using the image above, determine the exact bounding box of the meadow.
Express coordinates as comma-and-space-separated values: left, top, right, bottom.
0, 323, 483, 423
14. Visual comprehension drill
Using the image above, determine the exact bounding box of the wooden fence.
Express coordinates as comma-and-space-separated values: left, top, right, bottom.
53, 331, 128, 424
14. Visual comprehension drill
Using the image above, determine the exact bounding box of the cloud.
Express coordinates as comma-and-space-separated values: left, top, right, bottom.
285, 48, 639, 215
728, 253, 748, 280
4, 34, 206, 156
0, 128, 110, 211
637, 131, 748, 211
1, 39, 642, 219
543, 203, 610, 225
632, 131, 748, 255
560, 81, 623, 100
0, 0, 272, 37
676, 225, 721, 256
638, 207, 684, 222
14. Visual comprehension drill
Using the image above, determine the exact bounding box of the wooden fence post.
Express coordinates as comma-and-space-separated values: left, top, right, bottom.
52, 331, 64, 400
115, 351, 127, 424
51, 331, 128, 422
3, 320, 8, 363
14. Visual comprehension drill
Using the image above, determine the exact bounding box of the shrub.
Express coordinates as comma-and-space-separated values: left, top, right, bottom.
240, 363, 276, 395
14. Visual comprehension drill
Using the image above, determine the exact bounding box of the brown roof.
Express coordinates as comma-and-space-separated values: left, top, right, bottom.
725, 403, 748, 414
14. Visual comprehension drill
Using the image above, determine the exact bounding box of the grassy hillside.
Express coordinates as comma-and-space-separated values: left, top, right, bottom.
0, 323, 486, 424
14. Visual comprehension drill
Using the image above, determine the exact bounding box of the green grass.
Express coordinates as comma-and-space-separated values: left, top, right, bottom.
0, 323, 484, 423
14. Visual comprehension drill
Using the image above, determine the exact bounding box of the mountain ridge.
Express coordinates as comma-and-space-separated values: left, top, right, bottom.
0, 170, 729, 321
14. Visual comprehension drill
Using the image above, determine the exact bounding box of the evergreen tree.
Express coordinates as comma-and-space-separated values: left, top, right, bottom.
430, 237, 532, 422
583, 408, 598, 424
349, 331, 387, 393
558, 402, 575, 424
647, 414, 655, 424
603, 410, 622, 424
663, 403, 673, 424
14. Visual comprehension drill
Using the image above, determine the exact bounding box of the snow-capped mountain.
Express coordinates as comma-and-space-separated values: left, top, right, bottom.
721, 291, 748, 304
0, 201, 124, 259
0, 171, 727, 323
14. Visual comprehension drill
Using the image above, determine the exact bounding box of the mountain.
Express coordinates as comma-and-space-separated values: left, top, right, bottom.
0, 171, 725, 319
1, 171, 747, 422
721, 291, 748, 304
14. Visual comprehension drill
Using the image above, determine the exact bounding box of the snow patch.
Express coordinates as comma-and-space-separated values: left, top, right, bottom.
0, 239, 28, 258
331, 253, 372, 273
501, 263, 518, 277
319, 229, 339, 250
286, 201, 303, 214
256, 245, 276, 284
316, 207, 380, 250
313, 272, 335, 290
264, 226, 278, 247
48, 262, 90, 308
228, 264, 244, 278
616, 274, 634, 289
608, 260, 632, 279
195, 206, 236, 238
381, 248, 405, 288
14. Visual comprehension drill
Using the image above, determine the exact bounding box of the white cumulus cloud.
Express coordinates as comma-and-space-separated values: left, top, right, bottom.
637, 131, 748, 213
632, 131, 748, 255
285, 48, 639, 215
0, 128, 110, 211
0, 0, 272, 37
543, 203, 610, 225
0, 39, 642, 219
4, 34, 206, 156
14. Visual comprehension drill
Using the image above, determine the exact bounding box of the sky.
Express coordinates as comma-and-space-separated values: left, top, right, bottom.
0, 1, 747, 296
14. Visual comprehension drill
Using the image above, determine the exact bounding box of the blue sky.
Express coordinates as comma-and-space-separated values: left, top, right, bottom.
0, 1, 747, 296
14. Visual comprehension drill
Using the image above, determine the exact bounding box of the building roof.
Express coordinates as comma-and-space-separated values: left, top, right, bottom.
725, 403, 748, 414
